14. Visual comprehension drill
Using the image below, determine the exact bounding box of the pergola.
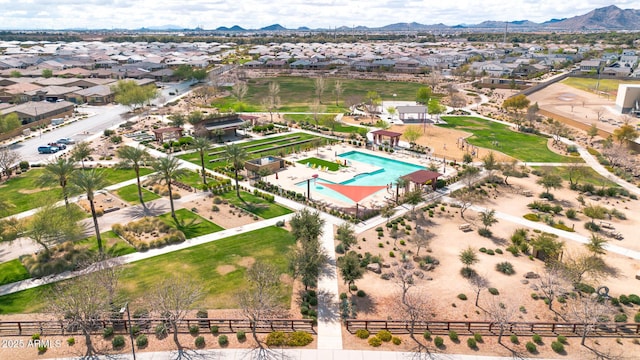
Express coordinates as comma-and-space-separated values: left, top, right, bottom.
401, 170, 442, 191
152, 127, 183, 143
371, 129, 402, 147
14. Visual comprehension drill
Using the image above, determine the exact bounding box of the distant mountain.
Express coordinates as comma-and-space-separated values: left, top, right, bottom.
544, 5, 640, 30
260, 24, 286, 31
140, 25, 183, 31
379, 22, 448, 31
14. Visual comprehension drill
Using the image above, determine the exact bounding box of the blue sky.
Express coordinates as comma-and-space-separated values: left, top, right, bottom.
0, 0, 637, 30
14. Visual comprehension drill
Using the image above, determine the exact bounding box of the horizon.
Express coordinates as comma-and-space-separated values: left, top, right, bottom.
0, 1, 637, 31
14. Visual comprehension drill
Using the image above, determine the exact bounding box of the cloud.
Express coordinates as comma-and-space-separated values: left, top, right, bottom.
0, 0, 637, 29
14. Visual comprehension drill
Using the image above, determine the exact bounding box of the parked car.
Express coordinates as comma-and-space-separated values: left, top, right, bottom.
48, 142, 66, 150
56, 137, 75, 145
38, 145, 60, 154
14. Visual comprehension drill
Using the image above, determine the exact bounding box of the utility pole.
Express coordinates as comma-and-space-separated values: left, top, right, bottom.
121, 302, 136, 360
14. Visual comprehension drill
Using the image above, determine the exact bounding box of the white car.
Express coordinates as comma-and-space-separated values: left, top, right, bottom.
56, 137, 76, 145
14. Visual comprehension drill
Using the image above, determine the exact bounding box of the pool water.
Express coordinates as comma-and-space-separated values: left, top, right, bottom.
295, 151, 425, 203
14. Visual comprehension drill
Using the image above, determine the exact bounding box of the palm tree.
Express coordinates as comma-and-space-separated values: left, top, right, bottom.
585, 233, 608, 256
117, 146, 151, 211
38, 157, 77, 207
479, 209, 498, 231
70, 169, 107, 253
151, 157, 188, 223
224, 143, 248, 199
71, 142, 92, 169
395, 177, 407, 204
190, 137, 211, 187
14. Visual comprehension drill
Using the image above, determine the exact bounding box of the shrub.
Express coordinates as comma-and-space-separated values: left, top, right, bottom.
287, 331, 313, 346
434, 336, 444, 347
392, 336, 402, 345
349, 284, 358, 291
67, 337, 75, 346
266, 331, 287, 346
155, 323, 168, 338
473, 333, 483, 342
526, 341, 537, 353
112, 335, 125, 349
237, 330, 246, 341
479, 247, 487, 253
189, 325, 199, 335
449, 330, 459, 342
557, 335, 568, 344
368, 336, 382, 347
614, 313, 628, 322
38, 345, 47, 354
620, 295, 631, 305
423, 331, 432, 341
103, 326, 114, 338
136, 334, 148, 348
210, 325, 219, 335
218, 334, 228, 347
32, 333, 40, 340
611, 297, 620, 306
377, 330, 392, 342
566, 209, 577, 219
496, 261, 515, 275
457, 293, 468, 300
478, 228, 492, 237
488, 288, 500, 295
485, 249, 495, 255
339, 292, 348, 300
510, 334, 519, 344
467, 337, 477, 349
357, 290, 366, 297
495, 248, 503, 254
575, 283, 595, 294
635, 313, 640, 323
629, 294, 640, 305
356, 329, 370, 339
551, 341, 564, 353
532, 334, 542, 344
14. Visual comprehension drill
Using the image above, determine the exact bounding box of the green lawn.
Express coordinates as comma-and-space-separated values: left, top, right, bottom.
438, 116, 582, 163
221, 191, 293, 219
0, 284, 52, 314
0, 167, 154, 216
115, 184, 161, 205
120, 226, 295, 309
0, 259, 30, 286
562, 77, 640, 98
298, 157, 343, 171
158, 208, 224, 238
531, 166, 618, 187
75, 230, 137, 257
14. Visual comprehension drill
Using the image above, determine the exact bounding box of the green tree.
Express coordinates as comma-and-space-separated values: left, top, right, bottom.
531, 232, 564, 263
427, 98, 445, 122
482, 151, 499, 173
585, 233, 607, 256
150, 157, 188, 223
168, 113, 186, 128
459, 246, 479, 278
290, 236, 327, 291
613, 123, 639, 145
70, 142, 92, 169
224, 143, 248, 199
536, 173, 562, 196
402, 125, 422, 143
70, 169, 108, 253
416, 86, 432, 104
336, 223, 357, 250
502, 94, 530, 129
582, 203, 607, 225
404, 188, 424, 212
0, 113, 21, 134
116, 146, 152, 210
41, 69, 53, 78
173, 64, 194, 80
479, 209, 498, 231
187, 110, 204, 125
364, 91, 381, 119
190, 137, 211, 187
289, 208, 324, 242
587, 123, 599, 143
337, 251, 365, 292
38, 157, 77, 207
28, 202, 84, 255
192, 68, 208, 82
111, 80, 158, 110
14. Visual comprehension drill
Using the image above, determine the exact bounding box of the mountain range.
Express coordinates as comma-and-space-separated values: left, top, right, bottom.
201, 5, 640, 33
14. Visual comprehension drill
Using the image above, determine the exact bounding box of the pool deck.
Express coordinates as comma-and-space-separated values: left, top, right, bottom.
265, 145, 452, 208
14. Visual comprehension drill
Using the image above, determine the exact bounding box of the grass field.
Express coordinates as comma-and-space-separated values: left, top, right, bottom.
115, 184, 161, 204
562, 77, 640, 97
298, 157, 343, 171
0, 259, 30, 286
214, 76, 424, 113
221, 191, 293, 219
75, 230, 137, 257
531, 166, 618, 187
439, 116, 582, 163
178, 133, 327, 170
158, 208, 224, 238
0, 168, 154, 216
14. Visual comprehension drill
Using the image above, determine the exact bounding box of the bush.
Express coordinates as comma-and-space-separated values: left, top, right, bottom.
67, 337, 75, 346
488, 288, 500, 295
210, 325, 219, 334
192, 335, 204, 348
449, 330, 459, 342
457, 293, 468, 300
218, 334, 228, 347
629, 294, 640, 305
377, 330, 392, 342
103, 326, 114, 338
19, 161, 29, 171
236, 330, 246, 341
575, 283, 595, 294
357, 290, 366, 297
566, 209, 577, 219
368, 336, 382, 347
614, 313, 628, 322
485, 249, 495, 255
31, 333, 40, 340
287, 331, 313, 346
467, 337, 477, 349
510, 334, 519, 344
112, 335, 125, 349
551, 341, 564, 353
155, 323, 168, 338
620, 295, 631, 305
532, 334, 543, 344
495, 248, 503, 254
473, 332, 483, 342
423, 331, 432, 341
356, 329, 370, 339
478, 228, 492, 237
37, 345, 47, 354
136, 334, 148, 348
526, 341, 537, 353
392, 336, 402, 345
349, 284, 358, 291
557, 335, 567, 344
189, 325, 199, 335
434, 336, 444, 347
266, 331, 286, 346
496, 261, 515, 275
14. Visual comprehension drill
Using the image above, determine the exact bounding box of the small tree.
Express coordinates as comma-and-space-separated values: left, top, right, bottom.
587, 123, 599, 143
116, 146, 151, 210
412, 227, 434, 257
585, 233, 607, 256
487, 297, 518, 344
479, 209, 498, 231
224, 143, 248, 199
150, 157, 188, 223
402, 125, 422, 144
583, 203, 607, 225
70, 142, 92, 169
336, 223, 357, 250
289, 208, 324, 242
70, 169, 107, 253
468, 274, 489, 307
567, 293, 612, 346
290, 237, 327, 291
537, 263, 566, 310
404, 188, 424, 212
0, 148, 20, 180
38, 157, 77, 207
28, 202, 84, 255
536, 172, 562, 196
337, 251, 365, 292
416, 87, 432, 104
459, 246, 479, 278
190, 137, 212, 187
333, 80, 344, 107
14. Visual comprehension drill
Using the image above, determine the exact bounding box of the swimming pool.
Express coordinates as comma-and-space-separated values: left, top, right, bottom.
295, 151, 425, 203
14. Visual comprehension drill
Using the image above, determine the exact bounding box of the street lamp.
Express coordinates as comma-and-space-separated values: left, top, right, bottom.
120, 302, 136, 360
